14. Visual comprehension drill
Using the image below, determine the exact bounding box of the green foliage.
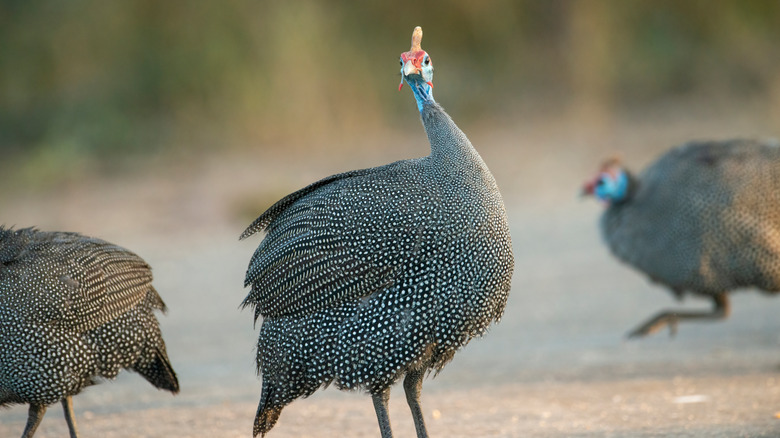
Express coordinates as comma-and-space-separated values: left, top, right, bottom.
1, 0, 778, 178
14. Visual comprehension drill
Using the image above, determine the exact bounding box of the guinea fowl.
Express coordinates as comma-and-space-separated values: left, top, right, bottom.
0, 227, 179, 438
583, 139, 780, 338
240, 27, 514, 437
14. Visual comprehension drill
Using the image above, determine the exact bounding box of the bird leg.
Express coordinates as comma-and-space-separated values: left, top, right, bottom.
21, 403, 46, 438
403, 368, 429, 438
372, 387, 393, 438
627, 293, 730, 338
61, 396, 81, 438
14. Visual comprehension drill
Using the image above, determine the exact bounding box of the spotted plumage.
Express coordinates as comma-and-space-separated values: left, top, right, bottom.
583, 138, 780, 337
241, 27, 514, 437
0, 227, 179, 438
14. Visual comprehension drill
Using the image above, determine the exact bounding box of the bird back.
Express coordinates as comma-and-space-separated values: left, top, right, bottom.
0, 228, 158, 332
603, 139, 780, 294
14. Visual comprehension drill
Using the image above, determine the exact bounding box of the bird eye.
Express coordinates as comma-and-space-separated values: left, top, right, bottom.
400, 58, 404, 66
424, 56, 430, 66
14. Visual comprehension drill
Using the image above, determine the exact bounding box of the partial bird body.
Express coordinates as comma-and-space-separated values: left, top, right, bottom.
584, 139, 780, 337
0, 227, 178, 438
242, 27, 513, 437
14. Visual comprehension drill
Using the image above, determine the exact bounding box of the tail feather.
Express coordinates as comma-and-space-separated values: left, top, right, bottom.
134, 346, 180, 394
254, 382, 284, 437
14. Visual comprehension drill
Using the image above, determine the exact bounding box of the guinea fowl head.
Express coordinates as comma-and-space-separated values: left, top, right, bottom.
582, 158, 630, 204
399, 26, 434, 112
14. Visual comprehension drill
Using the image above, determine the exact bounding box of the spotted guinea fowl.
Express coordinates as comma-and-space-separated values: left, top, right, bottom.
583, 139, 780, 338
0, 227, 179, 438
240, 27, 514, 437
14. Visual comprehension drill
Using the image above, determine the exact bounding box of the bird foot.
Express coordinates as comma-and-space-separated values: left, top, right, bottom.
627, 313, 679, 339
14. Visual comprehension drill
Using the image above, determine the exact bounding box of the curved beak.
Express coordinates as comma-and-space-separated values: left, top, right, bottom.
402, 58, 422, 77
399, 57, 425, 91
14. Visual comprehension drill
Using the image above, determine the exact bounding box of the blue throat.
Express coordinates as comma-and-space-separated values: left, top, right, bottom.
406, 78, 434, 113
596, 170, 629, 203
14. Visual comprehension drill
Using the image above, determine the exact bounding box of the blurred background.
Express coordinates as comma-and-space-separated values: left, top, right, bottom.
1, 0, 779, 187
2, 1, 780, 437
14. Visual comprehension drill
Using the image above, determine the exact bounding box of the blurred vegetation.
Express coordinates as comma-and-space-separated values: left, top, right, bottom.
1, 0, 779, 183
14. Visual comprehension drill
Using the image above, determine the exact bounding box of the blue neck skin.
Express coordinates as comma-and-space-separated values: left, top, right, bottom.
595, 170, 629, 203
405, 77, 434, 113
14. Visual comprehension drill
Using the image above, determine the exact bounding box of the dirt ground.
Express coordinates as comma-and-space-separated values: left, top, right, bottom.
1, 105, 779, 437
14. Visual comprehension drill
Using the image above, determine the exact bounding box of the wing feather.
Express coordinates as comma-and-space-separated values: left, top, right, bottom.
242, 161, 423, 319
0, 228, 155, 332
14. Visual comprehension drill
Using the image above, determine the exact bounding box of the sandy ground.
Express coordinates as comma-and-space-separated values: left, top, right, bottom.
1, 106, 780, 437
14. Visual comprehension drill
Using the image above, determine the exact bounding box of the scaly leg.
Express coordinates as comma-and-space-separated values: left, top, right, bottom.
628, 293, 730, 338
372, 387, 393, 438
21, 403, 46, 438
61, 396, 80, 438
403, 368, 429, 438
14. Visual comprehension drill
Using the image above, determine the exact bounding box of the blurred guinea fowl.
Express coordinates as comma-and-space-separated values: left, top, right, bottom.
0, 227, 179, 438
583, 139, 780, 338
240, 27, 514, 437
